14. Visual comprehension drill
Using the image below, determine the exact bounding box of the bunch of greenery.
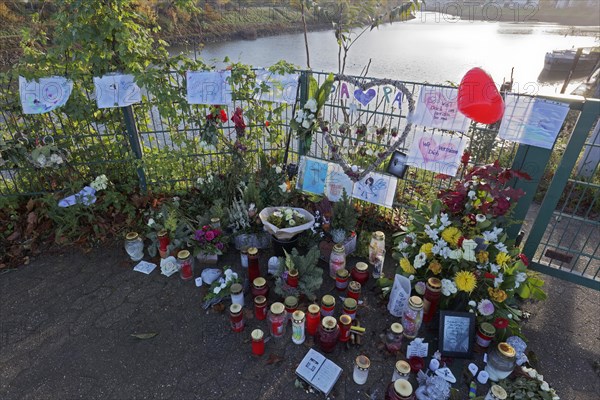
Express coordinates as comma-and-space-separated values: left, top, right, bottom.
145, 198, 194, 257
273, 246, 322, 301
330, 189, 358, 242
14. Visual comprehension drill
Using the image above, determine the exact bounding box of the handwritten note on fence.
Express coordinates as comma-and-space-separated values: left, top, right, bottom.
411, 87, 470, 132
186, 70, 232, 105
19, 76, 73, 114
406, 132, 467, 176
93, 74, 141, 109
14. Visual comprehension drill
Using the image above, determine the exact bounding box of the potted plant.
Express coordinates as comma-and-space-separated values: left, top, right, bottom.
259, 206, 315, 256
145, 198, 194, 258
227, 183, 270, 250
273, 246, 322, 302
192, 223, 227, 264
319, 189, 358, 260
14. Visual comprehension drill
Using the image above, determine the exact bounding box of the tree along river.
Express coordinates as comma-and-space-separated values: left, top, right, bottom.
172, 12, 598, 95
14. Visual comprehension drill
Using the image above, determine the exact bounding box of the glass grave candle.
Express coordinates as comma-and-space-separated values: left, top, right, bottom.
176, 250, 194, 281
476, 322, 496, 349
251, 328, 265, 356
369, 231, 385, 264
402, 296, 423, 339
335, 268, 350, 291
338, 314, 352, 343
317, 316, 339, 353
251, 277, 268, 298
291, 310, 306, 345
286, 269, 299, 288
372, 248, 386, 279
342, 297, 357, 321
347, 280, 361, 301
210, 217, 221, 229
247, 247, 260, 283
422, 277, 442, 323
254, 295, 267, 321
306, 304, 321, 336
329, 243, 346, 279
321, 295, 335, 317
353, 355, 371, 385
391, 360, 411, 382
268, 302, 286, 338
385, 379, 414, 400
351, 262, 369, 285
485, 342, 516, 381
485, 385, 508, 400
124, 232, 144, 262
229, 303, 244, 332
230, 283, 244, 307
157, 229, 170, 258
384, 323, 404, 353
240, 246, 249, 269
284, 296, 299, 318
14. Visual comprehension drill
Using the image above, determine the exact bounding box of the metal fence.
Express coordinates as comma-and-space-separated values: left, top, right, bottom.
1, 69, 598, 288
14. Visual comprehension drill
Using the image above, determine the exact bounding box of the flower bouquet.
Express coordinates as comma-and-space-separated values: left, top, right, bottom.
202, 267, 241, 309
193, 224, 227, 264
392, 162, 546, 337
259, 207, 315, 240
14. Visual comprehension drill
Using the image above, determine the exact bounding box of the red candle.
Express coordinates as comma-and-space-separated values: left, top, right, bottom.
254, 295, 267, 320
177, 250, 193, 281
338, 314, 352, 342
251, 277, 269, 298
251, 329, 265, 356
335, 268, 350, 291
347, 280, 361, 301
158, 229, 170, 251
229, 304, 244, 333
408, 356, 424, 373
351, 262, 369, 285
423, 277, 442, 324
247, 247, 261, 283
306, 304, 321, 336
287, 269, 299, 288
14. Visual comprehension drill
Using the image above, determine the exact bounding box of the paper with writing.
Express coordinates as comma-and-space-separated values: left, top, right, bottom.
186, 70, 232, 105
387, 274, 412, 317
19, 76, 73, 114
407, 338, 429, 358
93, 74, 141, 108
254, 70, 299, 103
406, 132, 467, 176
295, 349, 342, 396
411, 87, 470, 132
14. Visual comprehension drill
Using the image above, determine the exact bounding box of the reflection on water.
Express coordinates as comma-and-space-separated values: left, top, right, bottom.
173, 12, 599, 95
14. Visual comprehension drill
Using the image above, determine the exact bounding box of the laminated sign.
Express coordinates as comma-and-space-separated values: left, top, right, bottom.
387, 274, 412, 317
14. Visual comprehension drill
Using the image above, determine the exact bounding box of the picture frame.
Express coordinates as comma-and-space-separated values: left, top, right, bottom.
439, 311, 475, 358
386, 150, 408, 179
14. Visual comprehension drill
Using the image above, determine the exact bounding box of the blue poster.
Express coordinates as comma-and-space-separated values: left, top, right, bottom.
498, 94, 570, 150
300, 157, 328, 195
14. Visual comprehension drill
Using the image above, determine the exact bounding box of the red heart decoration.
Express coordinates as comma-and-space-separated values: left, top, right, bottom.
458, 67, 504, 124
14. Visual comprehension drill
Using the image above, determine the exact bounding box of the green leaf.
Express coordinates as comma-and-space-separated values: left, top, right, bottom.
130, 332, 158, 340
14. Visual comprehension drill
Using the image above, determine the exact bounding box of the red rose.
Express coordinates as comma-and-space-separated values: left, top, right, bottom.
493, 317, 509, 330
265, 120, 270, 127
518, 253, 530, 266
219, 109, 228, 123
461, 151, 471, 167
484, 272, 496, 280
492, 197, 511, 217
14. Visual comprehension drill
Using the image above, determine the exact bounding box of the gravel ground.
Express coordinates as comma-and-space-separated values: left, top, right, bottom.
0, 241, 598, 400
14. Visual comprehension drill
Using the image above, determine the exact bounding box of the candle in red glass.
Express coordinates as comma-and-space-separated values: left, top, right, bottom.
306, 304, 321, 336
317, 316, 339, 353
347, 280, 361, 301
343, 297, 358, 320
335, 268, 350, 291
251, 277, 269, 298
157, 229, 170, 257
176, 250, 193, 281
254, 295, 267, 320
422, 277, 442, 324
385, 379, 414, 400
320, 295, 336, 317
247, 247, 260, 283
229, 303, 245, 333
251, 329, 265, 356
408, 357, 424, 373
284, 296, 299, 317
268, 302, 287, 338
351, 262, 369, 285
338, 314, 352, 342
287, 269, 299, 288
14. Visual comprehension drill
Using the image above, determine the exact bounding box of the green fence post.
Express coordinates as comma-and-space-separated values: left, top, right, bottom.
522, 99, 600, 260
297, 70, 310, 156
122, 105, 147, 192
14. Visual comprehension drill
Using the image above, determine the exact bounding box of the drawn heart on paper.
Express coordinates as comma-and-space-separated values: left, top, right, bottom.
322, 75, 415, 181
353, 88, 377, 106
419, 137, 457, 163
424, 92, 457, 119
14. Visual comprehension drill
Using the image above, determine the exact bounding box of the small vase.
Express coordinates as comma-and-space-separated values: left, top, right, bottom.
196, 252, 218, 265
271, 235, 299, 257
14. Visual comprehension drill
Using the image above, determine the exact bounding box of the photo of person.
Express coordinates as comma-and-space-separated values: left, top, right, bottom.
386, 151, 408, 179
440, 312, 475, 357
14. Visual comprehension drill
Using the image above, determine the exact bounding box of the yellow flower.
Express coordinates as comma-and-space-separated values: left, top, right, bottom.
477, 251, 489, 264
400, 257, 416, 274
454, 270, 477, 293
488, 287, 508, 303
420, 243, 434, 258
441, 227, 462, 247
496, 252, 511, 268
428, 260, 442, 275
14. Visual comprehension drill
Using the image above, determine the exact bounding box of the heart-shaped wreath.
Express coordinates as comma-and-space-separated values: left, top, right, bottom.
321, 75, 415, 182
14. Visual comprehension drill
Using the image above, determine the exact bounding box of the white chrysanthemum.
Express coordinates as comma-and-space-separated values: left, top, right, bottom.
288, 219, 296, 226
50, 153, 63, 165
414, 253, 427, 269
441, 279, 457, 296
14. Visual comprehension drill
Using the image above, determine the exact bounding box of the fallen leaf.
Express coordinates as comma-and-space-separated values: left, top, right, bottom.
6, 231, 21, 242
212, 303, 226, 313
266, 353, 284, 365
130, 333, 158, 339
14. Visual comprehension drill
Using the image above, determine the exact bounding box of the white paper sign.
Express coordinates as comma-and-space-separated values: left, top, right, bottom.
407, 338, 429, 358
133, 261, 157, 275
19, 76, 73, 114
93, 74, 141, 108
324, 163, 354, 202
406, 132, 467, 176
387, 274, 412, 317
254, 70, 299, 103
352, 172, 397, 208
498, 94, 569, 149
186, 70, 232, 105
411, 87, 471, 132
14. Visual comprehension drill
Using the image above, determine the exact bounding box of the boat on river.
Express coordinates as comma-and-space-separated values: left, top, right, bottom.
543, 47, 600, 73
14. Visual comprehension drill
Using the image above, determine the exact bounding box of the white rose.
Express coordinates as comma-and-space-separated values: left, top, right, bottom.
540, 381, 550, 392
278, 183, 288, 193
288, 219, 296, 226
301, 119, 311, 129
147, 218, 155, 227
304, 98, 317, 113
213, 286, 222, 294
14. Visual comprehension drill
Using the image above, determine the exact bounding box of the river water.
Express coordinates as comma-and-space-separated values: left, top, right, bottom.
173, 12, 598, 95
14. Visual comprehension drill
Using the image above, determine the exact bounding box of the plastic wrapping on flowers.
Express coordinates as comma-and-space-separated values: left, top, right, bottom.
259, 207, 315, 240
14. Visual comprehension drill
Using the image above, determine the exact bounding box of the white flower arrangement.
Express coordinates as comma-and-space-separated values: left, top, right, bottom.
90, 174, 109, 191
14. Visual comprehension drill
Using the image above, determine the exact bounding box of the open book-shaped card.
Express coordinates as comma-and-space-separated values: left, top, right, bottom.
295, 349, 342, 396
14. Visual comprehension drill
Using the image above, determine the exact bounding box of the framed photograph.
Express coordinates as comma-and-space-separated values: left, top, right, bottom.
439, 311, 475, 358
386, 151, 408, 179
